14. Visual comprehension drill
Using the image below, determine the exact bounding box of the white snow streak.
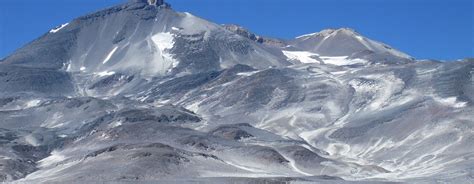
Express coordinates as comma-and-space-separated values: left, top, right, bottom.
236, 71, 259, 76
96, 71, 116, 77
50, 23, 69, 33
103, 46, 119, 64
295, 32, 318, 39
171, 27, 182, 31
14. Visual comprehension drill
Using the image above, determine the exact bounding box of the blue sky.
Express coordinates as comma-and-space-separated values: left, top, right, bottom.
0, 0, 472, 60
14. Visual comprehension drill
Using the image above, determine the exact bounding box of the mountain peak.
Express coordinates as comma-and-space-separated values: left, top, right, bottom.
291, 27, 413, 60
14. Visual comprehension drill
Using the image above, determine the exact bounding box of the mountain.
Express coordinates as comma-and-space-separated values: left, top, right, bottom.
0, 0, 473, 183
2, 1, 287, 75
292, 28, 412, 58
283, 28, 415, 66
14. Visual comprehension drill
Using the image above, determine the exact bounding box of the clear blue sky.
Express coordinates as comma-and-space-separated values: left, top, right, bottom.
0, 0, 472, 60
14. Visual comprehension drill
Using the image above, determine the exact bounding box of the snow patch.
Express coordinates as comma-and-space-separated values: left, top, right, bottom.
186, 101, 201, 113
152, 32, 175, 51
433, 96, 467, 108
355, 35, 364, 41
24, 134, 41, 146
96, 71, 116, 77
38, 150, 67, 168
110, 121, 123, 128
66, 62, 72, 72
103, 46, 119, 64
321, 56, 368, 66
25, 100, 41, 108
50, 23, 69, 33
171, 27, 182, 31
147, 0, 157, 5
282, 50, 321, 64
331, 71, 349, 75
150, 32, 178, 74
320, 56, 348, 65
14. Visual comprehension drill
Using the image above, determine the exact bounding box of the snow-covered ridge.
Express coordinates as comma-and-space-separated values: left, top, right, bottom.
50, 23, 69, 33
295, 28, 357, 39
